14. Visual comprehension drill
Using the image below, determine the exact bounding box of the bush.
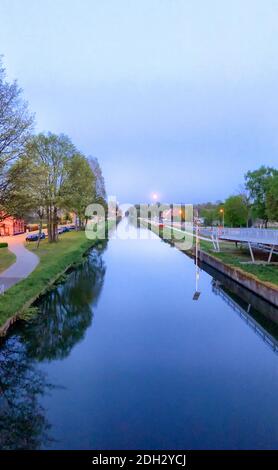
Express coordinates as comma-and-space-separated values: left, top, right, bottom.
0, 242, 8, 248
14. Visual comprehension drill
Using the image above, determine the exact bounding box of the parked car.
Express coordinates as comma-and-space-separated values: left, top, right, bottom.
58, 226, 70, 234
26, 232, 46, 242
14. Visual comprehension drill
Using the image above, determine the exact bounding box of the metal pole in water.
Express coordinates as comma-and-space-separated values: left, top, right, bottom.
193, 209, 201, 301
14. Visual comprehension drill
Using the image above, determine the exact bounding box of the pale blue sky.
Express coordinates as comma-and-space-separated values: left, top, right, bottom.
1, 0, 278, 203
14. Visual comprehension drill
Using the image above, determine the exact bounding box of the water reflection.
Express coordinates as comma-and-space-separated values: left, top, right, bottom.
21, 248, 106, 361
0, 247, 106, 449
0, 334, 51, 449
201, 261, 278, 354
128, 215, 278, 355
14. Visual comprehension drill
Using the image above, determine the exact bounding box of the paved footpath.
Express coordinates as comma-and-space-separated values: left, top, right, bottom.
0, 234, 39, 292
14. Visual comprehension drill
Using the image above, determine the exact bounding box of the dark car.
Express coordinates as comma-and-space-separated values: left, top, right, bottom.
58, 226, 70, 234
26, 232, 46, 242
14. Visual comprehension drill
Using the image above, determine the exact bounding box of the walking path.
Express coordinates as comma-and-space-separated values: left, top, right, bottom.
0, 234, 39, 292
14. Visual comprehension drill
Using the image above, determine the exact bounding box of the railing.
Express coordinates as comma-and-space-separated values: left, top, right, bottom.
217, 228, 278, 244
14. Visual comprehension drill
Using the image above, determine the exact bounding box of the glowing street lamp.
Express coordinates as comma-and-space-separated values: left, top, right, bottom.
219, 208, 225, 228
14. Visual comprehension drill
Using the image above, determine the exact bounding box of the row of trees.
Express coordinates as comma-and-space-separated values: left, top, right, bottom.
199, 166, 278, 227
0, 58, 106, 242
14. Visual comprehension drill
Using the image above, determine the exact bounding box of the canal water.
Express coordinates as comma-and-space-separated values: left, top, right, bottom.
1, 218, 278, 449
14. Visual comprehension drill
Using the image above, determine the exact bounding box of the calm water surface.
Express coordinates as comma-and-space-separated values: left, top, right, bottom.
1, 219, 278, 449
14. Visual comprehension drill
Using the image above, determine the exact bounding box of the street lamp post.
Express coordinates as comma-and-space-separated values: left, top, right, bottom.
220, 208, 225, 228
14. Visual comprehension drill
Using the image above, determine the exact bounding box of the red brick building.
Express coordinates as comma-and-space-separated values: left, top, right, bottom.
0, 216, 25, 236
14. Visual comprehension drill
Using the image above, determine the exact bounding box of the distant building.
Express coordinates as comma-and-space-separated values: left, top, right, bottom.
0, 216, 25, 236
162, 207, 194, 222
162, 208, 181, 220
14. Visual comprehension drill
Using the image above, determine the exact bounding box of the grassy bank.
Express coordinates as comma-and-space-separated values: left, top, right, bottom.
0, 221, 116, 329
0, 248, 16, 274
199, 239, 278, 287
145, 221, 278, 287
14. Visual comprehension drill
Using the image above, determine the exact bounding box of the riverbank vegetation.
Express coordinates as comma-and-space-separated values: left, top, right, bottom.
0, 222, 115, 330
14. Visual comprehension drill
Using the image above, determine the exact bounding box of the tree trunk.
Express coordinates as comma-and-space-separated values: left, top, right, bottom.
53, 206, 58, 242
47, 206, 55, 243
47, 206, 52, 243
36, 217, 43, 249
78, 214, 83, 230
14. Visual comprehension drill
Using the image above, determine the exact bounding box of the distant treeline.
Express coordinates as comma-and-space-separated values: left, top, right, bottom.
197, 166, 278, 227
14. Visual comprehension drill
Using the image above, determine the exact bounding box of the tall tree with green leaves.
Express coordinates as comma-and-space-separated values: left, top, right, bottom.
63, 153, 96, 228
5, 154, 49, 246
266, 174, 278, 222
245, 166, 278, 227
224, 195, 249, 227
26, 132, 76, 242
199, 208, 216, 226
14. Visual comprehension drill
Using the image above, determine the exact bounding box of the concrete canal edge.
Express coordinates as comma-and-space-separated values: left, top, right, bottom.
198, 250, 278, 308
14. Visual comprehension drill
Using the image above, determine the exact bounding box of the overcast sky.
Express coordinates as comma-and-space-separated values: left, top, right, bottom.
1, 0, 278, 203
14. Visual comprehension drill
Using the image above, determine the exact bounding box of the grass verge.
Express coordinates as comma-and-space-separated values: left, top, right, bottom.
200, 239, 278, 287
0, 248, 16, 274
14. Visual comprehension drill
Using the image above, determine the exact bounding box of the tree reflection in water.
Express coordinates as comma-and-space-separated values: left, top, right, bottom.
0, 335, 52, 449
22, 247, 107, 361
0, 246, 107, 449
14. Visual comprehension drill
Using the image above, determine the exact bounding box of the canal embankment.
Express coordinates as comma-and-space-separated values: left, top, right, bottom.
0, 220, 119, 336
198, 249, 278, 307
